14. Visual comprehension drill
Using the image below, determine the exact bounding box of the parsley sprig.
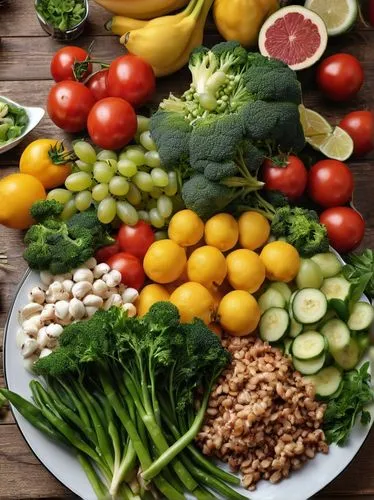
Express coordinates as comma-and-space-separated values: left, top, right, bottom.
36, 0, 86, 31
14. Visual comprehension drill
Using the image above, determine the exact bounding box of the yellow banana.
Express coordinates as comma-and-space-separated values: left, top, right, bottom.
93, 0, 188, 19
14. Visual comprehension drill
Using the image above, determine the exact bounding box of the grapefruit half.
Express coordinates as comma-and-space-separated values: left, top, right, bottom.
258, 6, 328, 71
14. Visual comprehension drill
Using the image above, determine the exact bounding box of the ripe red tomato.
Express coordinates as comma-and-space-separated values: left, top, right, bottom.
107, 55, 156, 108
339, 111, 374, 157
86, 69, 109, 102
95, 239, 120, 263
320, 207, 365, 253
316, 54, 364, 101
262, 155, 308, 201
106, 252, 145, 290
47, 81, 95, 133
117, 221, 155, 260
87, 97, 137, 150
308, 159, 354, 208
50, 46, 92, 82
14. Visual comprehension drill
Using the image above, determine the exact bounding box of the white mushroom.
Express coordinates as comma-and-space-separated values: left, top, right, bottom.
22, 315, 42, 337
53, 273, 72, 282
104, 269, 122, 288
40, 270, 53, 286
73, 268, 94, 283
36, 327, 49, 350
93, 263, 110, 279
21, 338, 38, 358
62, 279, 74, 294
16, 328, 29, 349
92, 279, 108, 297
40, 304, 56, 323
19, 303, 43, 323
122, 288, 139, 304
72, 281, 92, 300
46, 281, 69, 303
83, 294, 104, 308
86, 306, 98, 318
28, 287, 45, 305
84, 257, 97, 269
55, 300, 70, 320
46, 323, 64, 339
122, 302, 137, 318
103, 293, 123, 310
39, 348, 53, 359
69, 298, 86, 319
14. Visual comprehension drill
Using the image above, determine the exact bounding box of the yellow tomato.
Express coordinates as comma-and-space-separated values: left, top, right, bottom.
260, 241, 300, 282
143, 239, 187, 284
170, 282, 215, 324
137, 284, 170, 316
20, 139, 72, 189
226, 249, 266, 293
218, 290, 260, 336
187, 245, 227, 289
0, 173, 46, 229
204, 213, 239, 251
238, 211, 270, 250
168, 209, 204, 247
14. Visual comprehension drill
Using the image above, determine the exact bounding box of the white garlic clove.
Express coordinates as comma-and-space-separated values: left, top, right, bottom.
83, 294, 104, 308
71, 280, 92, 300
69, 298, 86, 319
84, 257, 97, 269
19, 303, 43, 323
73, 268, 94, 283
62, 279, 74, 294
122, 302, 137, 318
21, 338, 38, 358
39, 348, 53, 359
40, 270, 53, 286
92, 279, 108, 297
122, 288, 139, 304
55, 300, 70, 320
28, 287, 45, 305
46, 323, 64, 338
93, 263, 110, 279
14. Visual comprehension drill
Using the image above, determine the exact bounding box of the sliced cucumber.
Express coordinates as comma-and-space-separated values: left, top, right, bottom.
289, 317, 303, 338
321, 319, 350, 352
348, 302, 374, 331
288, 290, 298, 318
269, 282, 292, 303
332, 337, 360, 370
293, 353, 326, 375
258, 288, 286, 314
284, 338, 293, 357
259, 307, 289, 343
292, 288, 328, 324
292, 331, 326, 360
321, 276, 351, 302
355, 333, 370, 355
304, 366, 342, 398
311, 253, 342, 278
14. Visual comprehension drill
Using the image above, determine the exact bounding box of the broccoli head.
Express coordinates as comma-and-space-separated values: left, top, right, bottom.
30, 199, 64, 222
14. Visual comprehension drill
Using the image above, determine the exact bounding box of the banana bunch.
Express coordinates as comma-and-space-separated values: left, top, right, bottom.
93, 0, 188, 19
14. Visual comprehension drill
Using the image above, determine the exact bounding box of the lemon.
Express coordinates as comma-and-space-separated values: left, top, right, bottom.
187, 246, 227, 289
260, 241, 300, 282
226, 249, 266, 293
137, 284, 170, 317
170, 282, 215, 324
304, 0, 357, 36
143, 239, 187, 284
218, 290, 260, 336
318, 126, 354, 161
238, 211, 270, 251
204, 213, 239, 251
299, 104, 332, 137
168, 209, 204, 247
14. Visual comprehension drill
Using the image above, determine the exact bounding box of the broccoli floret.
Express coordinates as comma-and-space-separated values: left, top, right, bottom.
30, 199, 64, 222
144, 301, 180, 332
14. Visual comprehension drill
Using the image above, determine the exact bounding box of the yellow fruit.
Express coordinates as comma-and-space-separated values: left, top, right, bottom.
260, 241, 300, 282
204, 213, 239, 252
226, 249, 266, 293
170, 282, 215, 324
93, 0, 189, 19
137, 284, 170, 317
187, 245, 227, 289
143, 239, 187, 284
168, 209, 204, 247
238, 211, 270, 250
218, 290, 260, 336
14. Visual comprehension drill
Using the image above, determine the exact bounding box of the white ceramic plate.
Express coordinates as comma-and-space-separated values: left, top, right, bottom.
3, 269, 374, 500
0, 96, 44, 154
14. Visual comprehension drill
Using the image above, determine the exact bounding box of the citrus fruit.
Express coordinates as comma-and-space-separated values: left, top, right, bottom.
143, 239, 187, 284
187, 246, 227, 289
304, 0, 357, 36
169, 282, 215, 324
260, 241, 300, 282
299, 104, 332, 137
226, 249, 266, 293
204, 213, 239, 252
218, 290, 260, 336
259, 6, 328, 70
318, 126, 354, 161
137, 284, 170, 317
238, 211, 270, 251
168, 209, 204, 247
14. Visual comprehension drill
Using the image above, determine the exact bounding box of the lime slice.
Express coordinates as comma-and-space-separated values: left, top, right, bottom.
306, 134, 331, 149
299, 104, 332, 137
318, 126, 354, 160
304, 0, 357, 36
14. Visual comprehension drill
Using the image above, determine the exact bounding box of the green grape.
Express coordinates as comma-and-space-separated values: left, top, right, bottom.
155, 230, 168, 241
109, 176, 130, 196
92, 183, 109, 202
163, 171, 178, 196
133, 171, 153, 192
151, 168, 169, 187
149, 208, 165, 228
157, 195, 173, 218
93, 161, 115, 183
147, 198, 157, 210
125, 146, 146, 166
65, 172, 92, 192
106, 159, 118, 172
75, 191, 92, 211
73, 141, 97, 164
117, 201, 139, 225
61, 199, 77, 220
75, 160, 93, 173
126, 183, 142, 206
47, 188, 72, 204
138, 210, 150, 223
117, 159, 138, 178
137, 115, 150, 134
97, 150, 117, 161
144, 150, 161, 168
150, 186, 163, 199
140, 130, 157, 151
98, 197, 117, 224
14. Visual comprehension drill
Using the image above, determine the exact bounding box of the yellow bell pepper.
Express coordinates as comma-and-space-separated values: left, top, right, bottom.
213, 0, 279, 48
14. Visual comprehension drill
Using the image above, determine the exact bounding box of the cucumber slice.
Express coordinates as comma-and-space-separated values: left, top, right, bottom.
292, 288, 328, 324
292, 331, 326, 360
289, 317, 303, 338
268, 282, 292, 303
288, 290, 298, 318
348, 302, 374, 331
284, 338, 293, 356
321, 319, 350, 352
355, 333, 370, 355
259, 307, 289, 343
332, 337, 360, 370
311, 252, 342, 278
293, 353, 326, 375
258, 288, 286, 314
304, 366, 342, 398
321, 276, 351, 302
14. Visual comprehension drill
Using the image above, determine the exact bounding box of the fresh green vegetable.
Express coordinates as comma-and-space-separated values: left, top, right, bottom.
343, 249, 374, 302
36, 0, 86, 31
0, 100, 28, 145
0, 391, 7, 411
23, 200, 114, 274
323, 362, 374, 446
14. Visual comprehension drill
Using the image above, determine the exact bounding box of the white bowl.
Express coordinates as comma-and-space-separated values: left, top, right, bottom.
0, 96, 45, 155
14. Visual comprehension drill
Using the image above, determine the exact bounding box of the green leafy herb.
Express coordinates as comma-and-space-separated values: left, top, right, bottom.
36, 0, 86, 31
323, 362, 374, 446
0, 101, 28, 145
343, 250, 374, 302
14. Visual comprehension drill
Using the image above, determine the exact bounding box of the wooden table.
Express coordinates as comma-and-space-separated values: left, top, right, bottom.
0, 1, 374, 498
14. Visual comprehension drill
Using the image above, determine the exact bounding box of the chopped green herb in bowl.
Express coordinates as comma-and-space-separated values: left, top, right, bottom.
0, 100, 28, 146
35, 0, 88, 39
